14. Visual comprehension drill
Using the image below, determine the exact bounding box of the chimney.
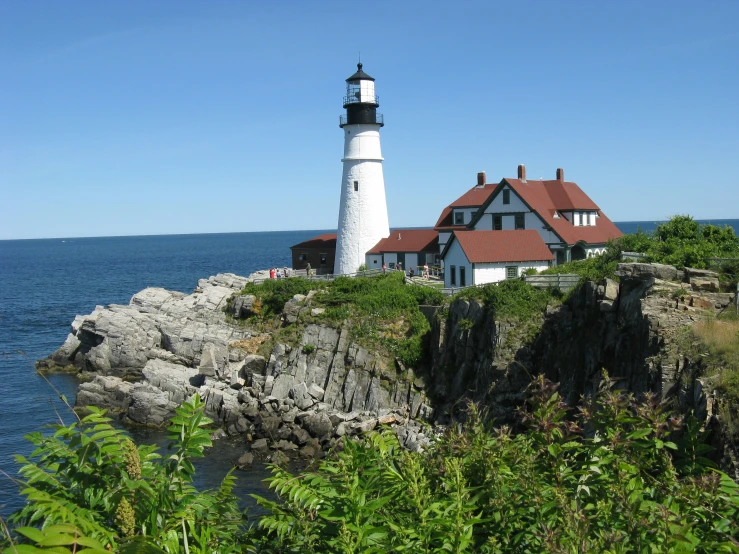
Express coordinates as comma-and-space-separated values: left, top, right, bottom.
556, 168, 564, 181
477, 171, 486, 187
518, 164, 526, 181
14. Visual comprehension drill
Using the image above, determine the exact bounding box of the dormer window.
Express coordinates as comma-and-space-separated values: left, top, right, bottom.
454, 211, 464, 225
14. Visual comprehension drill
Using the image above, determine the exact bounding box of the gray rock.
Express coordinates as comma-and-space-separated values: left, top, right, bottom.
271, 374, 295, 400
276, 440, 298, 451
300, 445, 317, 458
291, 382, 315, 410
311, 308, 325, 316
303, 412, 333, 439
199, 343, 219, 376
236, 452, 254, 468
691, 277, 720, 292
264, 375, 274, 396
307, 383, 325, 400
291, 427, 311, 445
616, 263, 678, 282
352, 418, 377, 434
250, 438, 269, 455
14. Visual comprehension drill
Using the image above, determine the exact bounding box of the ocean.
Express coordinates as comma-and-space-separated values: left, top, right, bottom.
1, 220, 737, 518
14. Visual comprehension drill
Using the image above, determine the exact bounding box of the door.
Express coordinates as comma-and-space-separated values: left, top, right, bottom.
397, 252, 406, 271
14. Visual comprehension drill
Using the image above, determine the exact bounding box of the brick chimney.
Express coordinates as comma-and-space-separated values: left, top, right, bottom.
556, 168, 565, 181
518, 164, 526, 181
477, 172, 486, 187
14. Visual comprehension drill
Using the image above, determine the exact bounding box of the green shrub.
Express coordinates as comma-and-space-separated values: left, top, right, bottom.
302, 343, 316, 355
239, 278, 325, 316
622, 215, 739, 270
6, 395, 246, 553
455, 278, 556, 321
252, 376, 739, 552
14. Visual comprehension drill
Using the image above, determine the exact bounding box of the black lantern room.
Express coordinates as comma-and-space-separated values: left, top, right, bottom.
340, 63, 384, 127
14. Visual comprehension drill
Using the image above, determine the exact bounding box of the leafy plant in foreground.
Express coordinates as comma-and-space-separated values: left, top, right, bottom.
5, 394, 247, 553
252, 375, 739, 553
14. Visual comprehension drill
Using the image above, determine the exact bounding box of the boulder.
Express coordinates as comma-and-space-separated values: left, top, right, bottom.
271, 374, 295, 400
235, 452, 254, 469
250, 438, 269, 455
690, 277, 719, 292
198, 343, 219, 376
616, 263, 679, 282
307, 383, 325, 400
291, 382, 315, 410
303, 412, 333, 439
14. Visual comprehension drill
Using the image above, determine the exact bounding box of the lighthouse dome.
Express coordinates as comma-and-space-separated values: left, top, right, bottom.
346, 62, 375, 82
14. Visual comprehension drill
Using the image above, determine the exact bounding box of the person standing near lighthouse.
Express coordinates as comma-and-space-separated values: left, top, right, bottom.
334, 63, 390, 275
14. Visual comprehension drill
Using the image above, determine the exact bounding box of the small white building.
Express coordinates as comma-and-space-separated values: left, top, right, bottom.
441, 230, 554, 288
366, 229, 439, 271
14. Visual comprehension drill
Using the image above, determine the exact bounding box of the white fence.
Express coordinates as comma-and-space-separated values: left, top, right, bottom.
252, 268, 384, 285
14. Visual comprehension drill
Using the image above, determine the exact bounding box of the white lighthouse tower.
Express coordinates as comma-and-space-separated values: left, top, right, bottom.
334, 63, 390, 275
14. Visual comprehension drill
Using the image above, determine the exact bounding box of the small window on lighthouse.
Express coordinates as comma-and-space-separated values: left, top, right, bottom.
354, 181, 359, 191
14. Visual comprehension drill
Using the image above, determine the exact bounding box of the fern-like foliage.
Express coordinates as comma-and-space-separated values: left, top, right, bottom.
6, 394, 248, 553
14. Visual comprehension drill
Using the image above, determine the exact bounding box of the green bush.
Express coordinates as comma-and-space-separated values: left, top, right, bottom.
251, 376, 739, 553
5, 395, 247, 553
239, 278, 325, 316
455, 278, 556, 321
622, 215, 739, 270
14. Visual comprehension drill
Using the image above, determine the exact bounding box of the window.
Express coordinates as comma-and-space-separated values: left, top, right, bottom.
503, 189, 510, 205
493, 215, 502, 230
454, 211, 464, 225
299, 253, 307, 261
506, 266, 518, 279
459, 266, 466, 287
450, 265, 456, 286
354, 181, 359, 191
320, 254, 327, 266
515, 214, 525, 230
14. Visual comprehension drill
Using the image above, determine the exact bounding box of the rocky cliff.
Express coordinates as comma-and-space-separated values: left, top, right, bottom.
42, 264, 737, 475
42, 273, 432, 461
426, 263, 738, 479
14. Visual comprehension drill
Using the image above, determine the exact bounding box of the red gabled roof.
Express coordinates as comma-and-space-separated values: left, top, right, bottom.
449, 184, 497, 207
434, 184, 497, 230
450, 230, 554, 263
368, 229, 439, 254
290, 233, 337, 250
492, 178, 622, 246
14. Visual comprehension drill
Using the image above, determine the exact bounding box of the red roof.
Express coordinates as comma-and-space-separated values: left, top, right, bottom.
498, 179, 622, 245
290, 233, 337, 249
435, 184, 497, 230
449, 184, 497, 207
450, 230, 554, 263
368, 229, 439, 254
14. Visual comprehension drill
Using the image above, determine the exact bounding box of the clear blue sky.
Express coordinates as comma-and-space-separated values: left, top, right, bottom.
1, 1, 737, 239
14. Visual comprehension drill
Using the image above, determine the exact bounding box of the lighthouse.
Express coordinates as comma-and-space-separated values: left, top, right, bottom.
334, 63, 390, 275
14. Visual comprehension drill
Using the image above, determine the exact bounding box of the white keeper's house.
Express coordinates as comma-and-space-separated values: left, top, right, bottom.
435, 164, 622, 287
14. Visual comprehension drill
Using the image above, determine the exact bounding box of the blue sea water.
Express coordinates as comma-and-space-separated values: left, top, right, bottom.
0, 220, 737, 518
0, 230, 329, 519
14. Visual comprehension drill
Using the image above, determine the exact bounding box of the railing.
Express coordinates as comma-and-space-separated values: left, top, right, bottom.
343, 94, 379, 106
252, 267, 384, 285
621, 252, 647, 261
339, 113, 384, 127
523, 274, 581, 292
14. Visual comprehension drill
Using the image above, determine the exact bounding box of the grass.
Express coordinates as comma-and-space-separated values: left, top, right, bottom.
685, 311, 739, 440
231, 272, 445, 368
693, 314, 739, 403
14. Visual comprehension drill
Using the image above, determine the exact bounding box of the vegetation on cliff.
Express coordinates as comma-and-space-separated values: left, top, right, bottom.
6, 378, 739, 553
237, 272, 444, 367
541, 215, 739, 287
